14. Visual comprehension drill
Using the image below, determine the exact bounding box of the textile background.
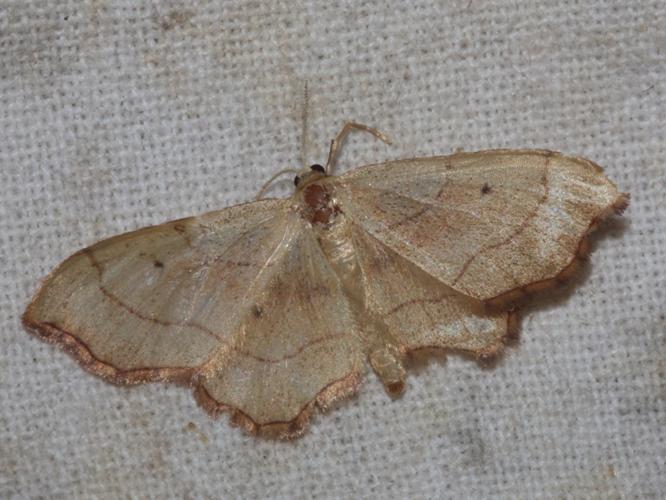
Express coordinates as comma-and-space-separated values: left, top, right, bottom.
1, 1, 664, 498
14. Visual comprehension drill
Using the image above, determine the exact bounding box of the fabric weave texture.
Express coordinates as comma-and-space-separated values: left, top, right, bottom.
1, 1, 664, 498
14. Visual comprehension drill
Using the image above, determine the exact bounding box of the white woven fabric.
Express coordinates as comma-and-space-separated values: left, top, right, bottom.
2, 1, 664, 498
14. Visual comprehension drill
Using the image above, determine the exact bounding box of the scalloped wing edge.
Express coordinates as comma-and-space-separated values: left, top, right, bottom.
22, 306, 519, 439
21, 312, 364, 439
482, 192, 629, 310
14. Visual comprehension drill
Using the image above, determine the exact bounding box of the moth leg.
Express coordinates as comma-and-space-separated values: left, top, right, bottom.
254, 168, 300, 200
325, 122, 392, 174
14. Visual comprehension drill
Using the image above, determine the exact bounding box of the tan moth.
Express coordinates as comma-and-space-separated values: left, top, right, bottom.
23, 122, 628, 438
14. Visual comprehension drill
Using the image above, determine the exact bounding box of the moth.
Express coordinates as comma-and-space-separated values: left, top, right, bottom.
23, 122, 628, 438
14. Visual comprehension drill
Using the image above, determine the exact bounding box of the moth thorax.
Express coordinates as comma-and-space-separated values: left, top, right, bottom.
302, 183, 340, 225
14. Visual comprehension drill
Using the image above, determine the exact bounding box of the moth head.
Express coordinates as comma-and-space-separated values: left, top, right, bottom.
294, 164, 327, 190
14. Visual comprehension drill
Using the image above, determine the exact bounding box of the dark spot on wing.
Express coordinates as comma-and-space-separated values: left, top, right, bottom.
251, 305, 263, 318
481, 183, 492, 194
154, 260, 164, 268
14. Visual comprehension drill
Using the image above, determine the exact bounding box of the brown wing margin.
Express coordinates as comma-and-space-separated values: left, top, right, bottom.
22, 316, 364, 439
193, 372, 361, 439
484, 191, 629, 309
21, 318, 195, 384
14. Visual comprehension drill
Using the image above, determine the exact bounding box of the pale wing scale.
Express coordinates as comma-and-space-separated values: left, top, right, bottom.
351, 226, 511, 356
339, 150, 627, 302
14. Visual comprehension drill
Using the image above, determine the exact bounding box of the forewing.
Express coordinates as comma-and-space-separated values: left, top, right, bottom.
194, 214, 364, 437
25, 198, 364, 436
351, 226, 512, 356
339, 150, 627, 302
23, 199, 293, 382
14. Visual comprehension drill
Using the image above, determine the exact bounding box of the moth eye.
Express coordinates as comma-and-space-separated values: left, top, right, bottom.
294, 175, 301, 186
310, 164, 326, 174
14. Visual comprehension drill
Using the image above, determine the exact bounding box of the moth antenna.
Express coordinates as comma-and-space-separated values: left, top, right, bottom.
300, 81, 309, 169
325, 122, 393, 175
255, 168, 300, 200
